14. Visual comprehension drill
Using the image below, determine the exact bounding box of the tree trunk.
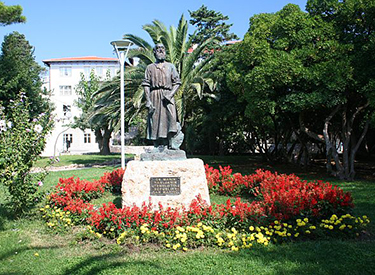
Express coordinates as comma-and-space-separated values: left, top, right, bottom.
95, 128, 112, 155
101, 128, 112, 155
322, 106, 345, 179
349, 120, 369, 180
95, 129, 104, 153
341, 102, 369, 180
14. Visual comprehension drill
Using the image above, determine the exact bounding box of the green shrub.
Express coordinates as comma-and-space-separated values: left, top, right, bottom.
0, 93, 53, 215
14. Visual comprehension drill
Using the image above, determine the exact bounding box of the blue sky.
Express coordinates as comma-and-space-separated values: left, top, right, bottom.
0, 0, 307, 66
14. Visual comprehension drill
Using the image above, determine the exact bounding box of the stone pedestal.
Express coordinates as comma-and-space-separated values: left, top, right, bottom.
122, 158, 210, 209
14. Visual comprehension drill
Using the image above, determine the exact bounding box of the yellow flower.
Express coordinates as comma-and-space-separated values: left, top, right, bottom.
331, 214, 338, 220
183, 247, 188, 252
34, 253, 39, 257
328, 225, 334, 230
177, 226, 185, 232
249, 226, 254, 231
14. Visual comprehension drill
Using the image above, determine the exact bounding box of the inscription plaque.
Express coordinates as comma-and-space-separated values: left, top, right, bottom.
150, 177, 181, 196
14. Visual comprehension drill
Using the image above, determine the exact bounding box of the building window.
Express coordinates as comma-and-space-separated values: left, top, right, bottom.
109, 66, 117, 78
63, 133, 73, 151
59, 85, 72, 96
63, 105, 71, 117
84, 66, 92, 78
59, 67, 72, 77
84, 133, 91, 143
96, 66, 103, 77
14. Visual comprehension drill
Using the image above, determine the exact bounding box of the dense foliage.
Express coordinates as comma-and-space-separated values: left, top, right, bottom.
225, 2, 375, 179
0, 32, 50, 117
189, 5, 239, 45
0, 95, 53, 215
0, 1, 25, 26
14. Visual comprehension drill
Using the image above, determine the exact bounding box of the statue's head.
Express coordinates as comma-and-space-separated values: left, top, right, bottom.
153, 43, 166, 62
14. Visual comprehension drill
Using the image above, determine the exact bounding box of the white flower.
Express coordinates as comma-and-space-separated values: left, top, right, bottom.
0, 120, 6, 128
7, 121, 12, 128
0, 120, 7, 132
34, 124, 43, 133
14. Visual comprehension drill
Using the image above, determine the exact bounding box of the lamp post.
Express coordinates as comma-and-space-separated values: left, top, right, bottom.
110, 40, 133, 169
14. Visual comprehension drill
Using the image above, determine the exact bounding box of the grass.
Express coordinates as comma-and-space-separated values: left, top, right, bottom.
1, 156, 375, 275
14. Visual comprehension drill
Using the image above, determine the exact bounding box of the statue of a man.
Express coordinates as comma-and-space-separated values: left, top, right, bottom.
142, 44, 182, 149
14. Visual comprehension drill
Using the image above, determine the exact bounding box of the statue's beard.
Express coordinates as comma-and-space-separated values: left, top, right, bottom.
155, 52, 166, 61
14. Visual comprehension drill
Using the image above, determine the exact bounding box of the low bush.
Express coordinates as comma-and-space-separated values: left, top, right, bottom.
98, 168, 125, 192
206, 165, 354, 221
0, 94, 53, 215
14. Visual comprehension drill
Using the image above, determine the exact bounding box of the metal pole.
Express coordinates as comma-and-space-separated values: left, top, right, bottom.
119, 51, 125, 169
111, 40, 132, 169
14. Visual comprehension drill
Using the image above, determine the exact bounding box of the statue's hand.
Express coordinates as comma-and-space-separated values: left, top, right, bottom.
146, 101, 155, 114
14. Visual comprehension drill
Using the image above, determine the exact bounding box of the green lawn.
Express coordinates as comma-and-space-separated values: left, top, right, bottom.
1, 157, 374, 275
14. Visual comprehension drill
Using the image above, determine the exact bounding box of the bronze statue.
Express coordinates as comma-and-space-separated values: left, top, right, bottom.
142, 44, 183, 150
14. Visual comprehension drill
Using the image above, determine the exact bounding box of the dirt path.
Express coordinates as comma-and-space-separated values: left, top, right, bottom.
31, 160, 122, 173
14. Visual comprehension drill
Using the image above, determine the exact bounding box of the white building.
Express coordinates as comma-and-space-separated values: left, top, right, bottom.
41, 56, 119, 156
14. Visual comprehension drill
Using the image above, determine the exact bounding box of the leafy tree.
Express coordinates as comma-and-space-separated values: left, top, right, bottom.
305, 0, 375, 179
74, 71, 114, 155
184, 44, 252, 155
0, 1, 26, 26
0, 32, 49, 117
189, 5, 239, 45
227, 3, 374, 180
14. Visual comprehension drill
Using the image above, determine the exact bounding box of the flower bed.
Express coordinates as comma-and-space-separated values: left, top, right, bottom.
41, 166, 370, 251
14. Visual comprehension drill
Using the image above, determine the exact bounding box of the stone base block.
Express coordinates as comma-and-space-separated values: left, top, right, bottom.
140, 149, 186, 161
122, 158, 210, 209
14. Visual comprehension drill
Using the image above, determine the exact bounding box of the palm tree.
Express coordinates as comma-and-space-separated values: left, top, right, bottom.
124, 14, 219, 124
89, 64, 145, 138
88, 14, 219, 150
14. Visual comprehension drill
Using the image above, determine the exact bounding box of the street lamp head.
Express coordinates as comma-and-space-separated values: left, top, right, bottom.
110, 40, 133, 51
